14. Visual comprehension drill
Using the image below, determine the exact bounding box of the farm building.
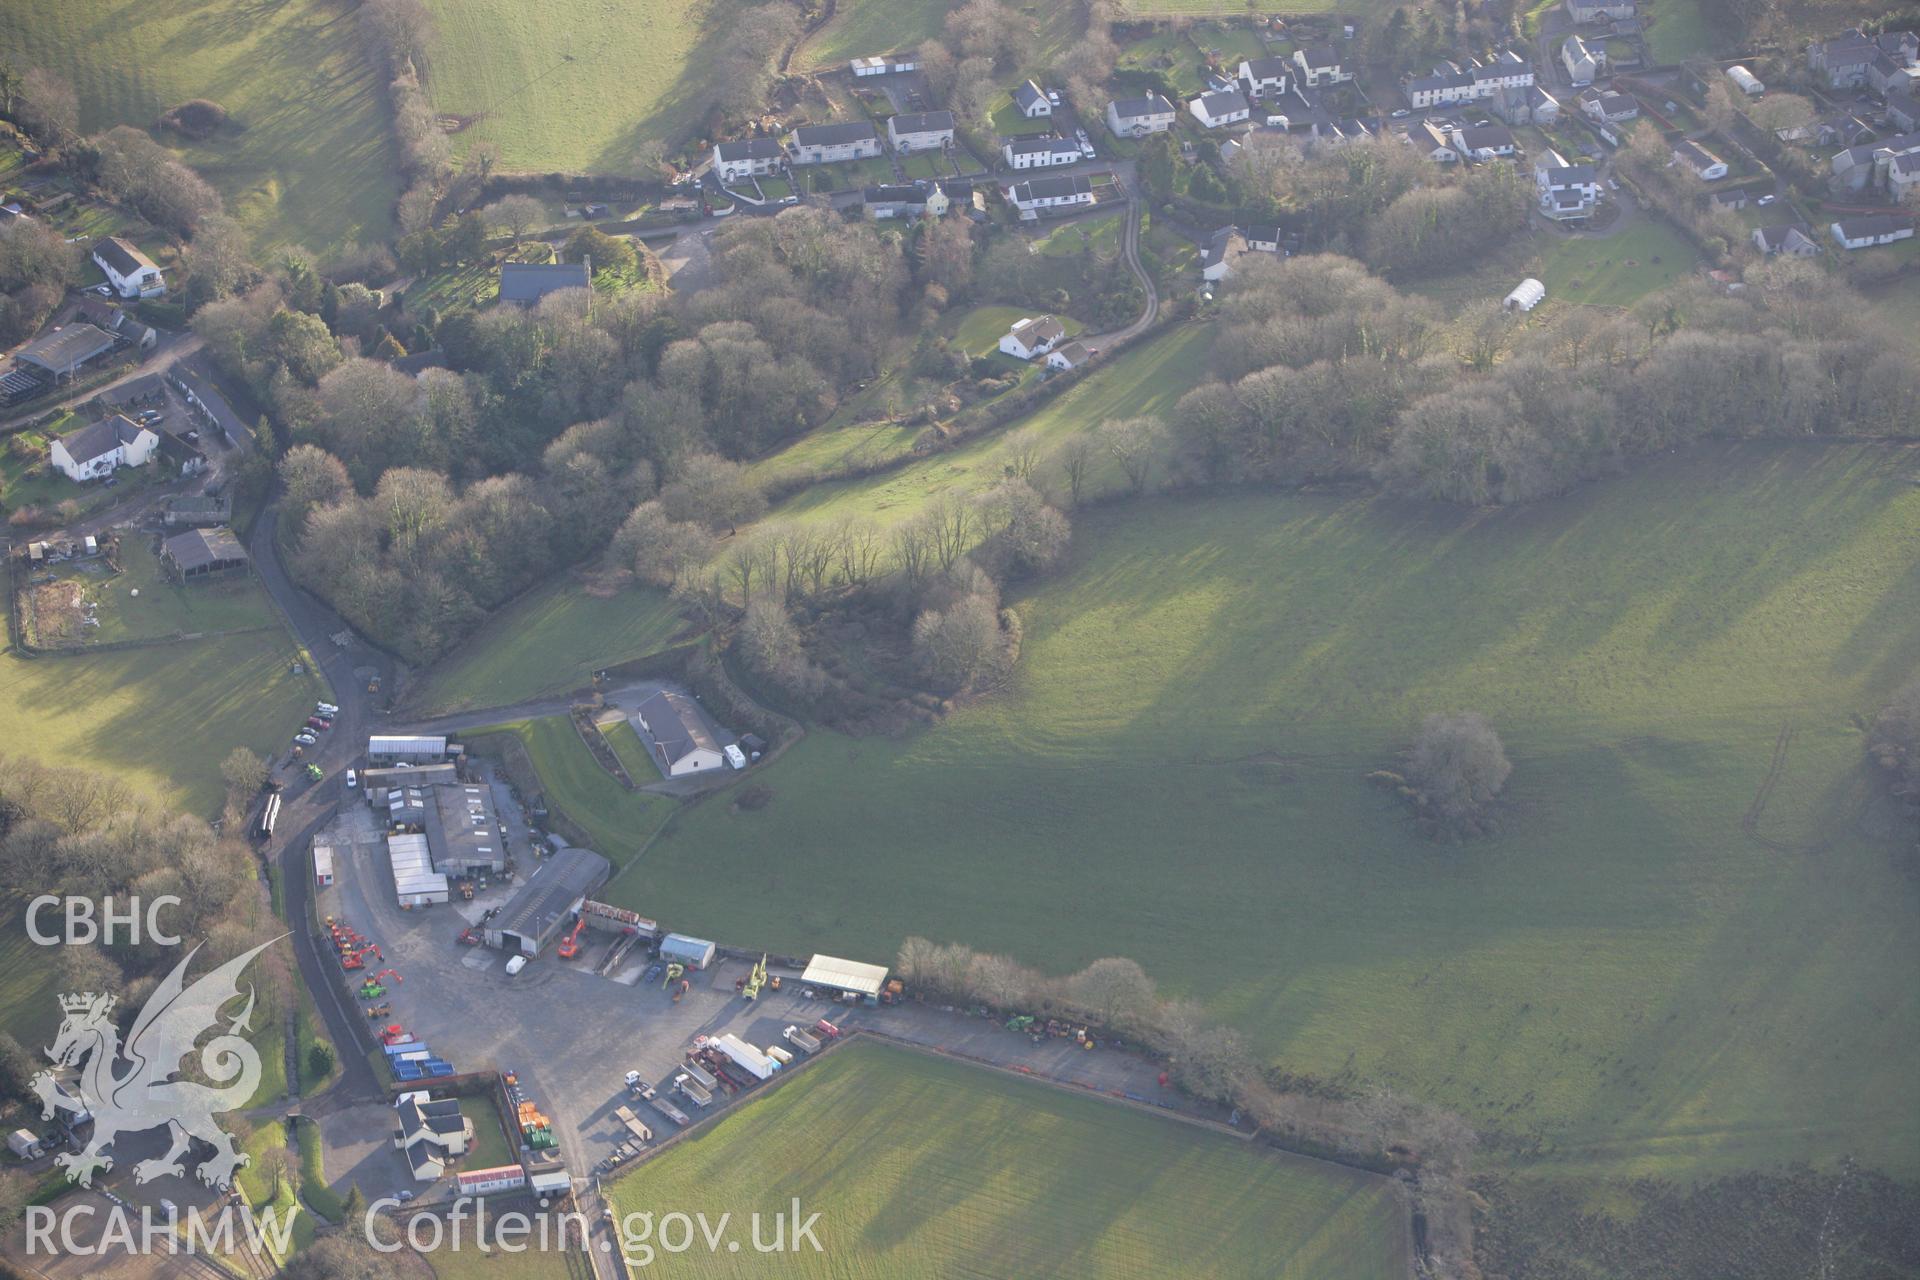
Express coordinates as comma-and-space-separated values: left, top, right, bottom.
313, 843, 335, 889
528, 1170, 571, 1199
1504, 278, 1546, 311
91, 237, 165, 299
160, 526, 250, 582
499, 263, 590, 307
361, 762, 460, 796
659, 933, 717, 969
368, 735, 449, 765
17, 324, 119, 382
458, 1165, 527, 1196
487, 847, 611, 955
632, 689, 726, 777
387, 833, 450, 908
50, 415, 157, 481
801, 954, 890, 1001
164, 493, 233, 527
420, 784, 507, 876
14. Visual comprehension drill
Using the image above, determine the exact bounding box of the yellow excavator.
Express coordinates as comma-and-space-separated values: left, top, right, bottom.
742, 954, 768, 1001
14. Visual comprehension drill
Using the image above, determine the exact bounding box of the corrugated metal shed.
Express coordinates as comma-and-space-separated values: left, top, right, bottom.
802, 954, 890, 996
659, 934, 716, 969
388, 833, 449, 904
491, 847, 610, 955
368, 735, 448, 760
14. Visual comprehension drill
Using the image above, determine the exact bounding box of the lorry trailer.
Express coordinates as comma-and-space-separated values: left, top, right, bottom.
680, 1059, 718, 1091
712, 1033, 779, 1081
650, 1096, 691, 1127
784, 1025, 820, 1054
675, 1075, 713, 1108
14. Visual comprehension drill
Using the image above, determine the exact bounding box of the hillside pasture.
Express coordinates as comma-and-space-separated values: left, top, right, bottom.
404, 577, 684, 715
792, 0, 952, 71
0, 0, 398, 250
608, 441, 1920, 1182
421, 0, 734, 173
462, 717, 675, 874
607, 1040, 1410, 1279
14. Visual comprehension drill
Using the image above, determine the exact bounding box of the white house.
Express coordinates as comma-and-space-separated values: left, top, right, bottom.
393, 1093, 471, 1182
1408, 119, 1459, 163
1105, 94, 1177, 137
863, 184, 949, 219
712, 138, 785, 183
91, 237, 164, 300
1238, 56, 1291, 98
888, 110, 956, 152
1562, 35, 1604, 86
1189, 89, 1251, 129
49, 415, 157, 482
1830, 213, 1915, 249
1891, 149, 1920, 201
1535, 148, 1600, 220
1045, 341, 1092, 371
1452, 123, 1517, 160
1580, 88, 1639, 123
1293, 44, 1350, 87
1752, 223, 1819, 256
785, 121, 882, 164
1013, 80, 1052, 119
634, 690, 726, 777
1726, 65, 1765, 96
1404, 64, 1477, 109
1201, 226, 1248, 282
1006, 174, 1094, 219
1672, 138, 1728, 180
999, 315, 1066, 360
1003, 136, 1083, 169
1808, 29, 1919, 90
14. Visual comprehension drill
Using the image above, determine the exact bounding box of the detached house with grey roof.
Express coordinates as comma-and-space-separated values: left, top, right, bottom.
887, 110, 955, 152
1106, 94, 1177, 137
712, 137, 784, 183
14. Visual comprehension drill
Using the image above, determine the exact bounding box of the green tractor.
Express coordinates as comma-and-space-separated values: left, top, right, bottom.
359, 981, 386, 1000
1005, 1015, 1036, 1033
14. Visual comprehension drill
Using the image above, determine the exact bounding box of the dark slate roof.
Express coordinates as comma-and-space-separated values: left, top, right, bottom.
715, 137, 784, 161
91, 236, 154, 277
864, 185, 926, 204
1455, 124, 1515, 149
1014, 80, 1048, 112
1754, 222, 1811, 250
1109, 93, 1174, 119
1011, 174, 1093, 201
498, 262, 590, 304
1009, 315, 1066, 346
889, 110, 955, 134
161, 526, 247, 572
1005, 136, 1081, 156
790, 121, 878, 146
1196, 89, 1250, 117
16, 323, 117, 372
1834, 212, 1914, 237
636, 689, 722, 765
56, 415, 148, 465
397, 1096, 465, 1141
1299, 43, 1340, 68
1242, 55, 1291, 80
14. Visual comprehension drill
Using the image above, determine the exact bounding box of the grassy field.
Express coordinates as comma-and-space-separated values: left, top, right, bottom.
1535, 218, 1698, 307
609, 442, 1920, 1182
422, 0, 736, 173
766, 323, 1209, 534
792, 0, 951, 71
602, 719, 658, 783
1645, 0, 1718, 62
607, 1040, 1409, 1278
463, 717, 676, 874
0, 0, 397, 250
404, 577, 684, 715
458, 1096, 515, 1169
0, 588, 324, 814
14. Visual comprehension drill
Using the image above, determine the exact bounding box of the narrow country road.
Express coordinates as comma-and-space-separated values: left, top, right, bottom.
1084, 163, 1158, 350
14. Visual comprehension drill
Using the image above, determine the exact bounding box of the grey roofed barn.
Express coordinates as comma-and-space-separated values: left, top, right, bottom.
16, 324, 117, 374
491, 846, 611, 955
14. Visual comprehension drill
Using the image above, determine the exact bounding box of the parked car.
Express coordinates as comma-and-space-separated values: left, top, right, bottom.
1390, 107, 1410, 118
346, 769, 358, 789
316, 702, 339, 715
307, 717, 331, 730
294, 732, 317, 746
1757, 193, 1775, 205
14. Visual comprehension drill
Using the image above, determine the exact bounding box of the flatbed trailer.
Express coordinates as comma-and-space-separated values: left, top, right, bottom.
650, 1096, 691, 1127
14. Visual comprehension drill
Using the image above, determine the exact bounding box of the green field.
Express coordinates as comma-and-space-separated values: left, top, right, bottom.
607, 1040, 1408, 1278
606, 442, 1920, 1182
1535, 218, 1698, 308
602, 718, 658, 783
1645, 0, 1717, 63
458, 1096, 515, 1170
0, 0, 398, 250
0, 589, 323, 814
791, 0, 950, 71
767, 323, 1207, 534
464, 717, 675, 874
422, 0, 735, 173
404, 577, 685, 715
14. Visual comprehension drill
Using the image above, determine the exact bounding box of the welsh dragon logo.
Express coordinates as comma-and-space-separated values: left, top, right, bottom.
30, 938, 280, 1189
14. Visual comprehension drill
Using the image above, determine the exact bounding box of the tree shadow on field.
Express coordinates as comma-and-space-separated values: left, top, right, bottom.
589, 0, 743, 170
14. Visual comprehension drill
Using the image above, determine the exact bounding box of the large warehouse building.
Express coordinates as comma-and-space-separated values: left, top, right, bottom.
802, 954, 891, 1002
368, 735, 449, 765
380, 782, 508, 876
486, 848, 610, 956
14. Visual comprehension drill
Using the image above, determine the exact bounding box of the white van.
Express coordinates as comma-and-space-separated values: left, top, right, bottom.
345, 769, 358, 790
505, 955, 527, 976
724, 744, 747, 770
